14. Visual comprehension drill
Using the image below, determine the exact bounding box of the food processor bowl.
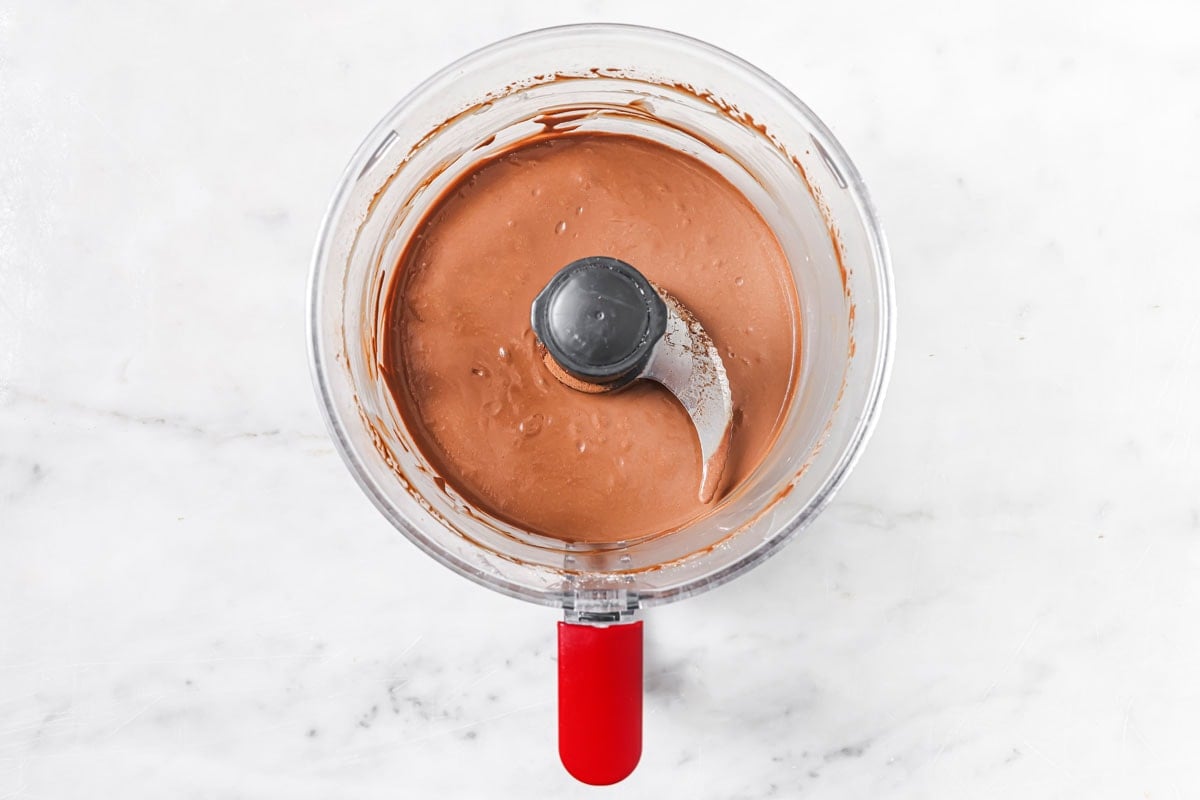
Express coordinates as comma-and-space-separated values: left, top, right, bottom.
308, 23, 893, 785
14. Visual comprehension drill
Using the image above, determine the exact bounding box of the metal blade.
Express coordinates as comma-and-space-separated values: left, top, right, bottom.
641, 289, 733, 503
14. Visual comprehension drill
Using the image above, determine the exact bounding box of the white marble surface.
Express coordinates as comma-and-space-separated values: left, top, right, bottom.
3, 1, 1200, 797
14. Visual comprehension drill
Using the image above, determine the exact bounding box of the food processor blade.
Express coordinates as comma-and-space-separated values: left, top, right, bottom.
531, 256, 733, 502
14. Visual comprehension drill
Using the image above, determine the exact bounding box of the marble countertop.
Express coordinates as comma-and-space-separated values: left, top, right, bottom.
3, 2, 1199, 797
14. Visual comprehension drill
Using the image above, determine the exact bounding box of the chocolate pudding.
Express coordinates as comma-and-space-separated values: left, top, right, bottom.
381, 133, 800, 542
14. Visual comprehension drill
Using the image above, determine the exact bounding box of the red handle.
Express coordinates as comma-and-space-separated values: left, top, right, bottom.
557, 620, 643, 785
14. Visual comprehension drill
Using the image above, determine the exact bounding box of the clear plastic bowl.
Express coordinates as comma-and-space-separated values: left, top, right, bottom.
307, 23, 894, 611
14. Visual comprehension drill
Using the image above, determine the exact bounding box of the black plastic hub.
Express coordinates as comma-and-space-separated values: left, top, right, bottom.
530, 256, 667, 385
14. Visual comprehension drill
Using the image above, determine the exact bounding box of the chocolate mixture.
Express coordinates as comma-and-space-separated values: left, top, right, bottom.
382, 133, 800, 542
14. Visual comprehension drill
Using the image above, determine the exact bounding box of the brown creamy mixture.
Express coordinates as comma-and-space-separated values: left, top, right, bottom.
381, 133, 800, 542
